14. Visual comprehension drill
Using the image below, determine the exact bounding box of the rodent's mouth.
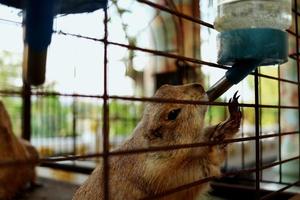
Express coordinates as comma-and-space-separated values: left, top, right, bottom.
202, 93, 208, 101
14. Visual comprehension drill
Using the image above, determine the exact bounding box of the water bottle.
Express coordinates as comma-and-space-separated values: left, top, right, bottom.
214, 0, 292, 32
207, 0, 292, 101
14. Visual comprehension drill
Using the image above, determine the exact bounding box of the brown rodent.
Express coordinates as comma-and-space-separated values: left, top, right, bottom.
0, 101, 39, 200
73, 83, 241, 200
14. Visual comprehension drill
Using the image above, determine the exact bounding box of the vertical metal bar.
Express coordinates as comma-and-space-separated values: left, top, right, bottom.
103, 7, 110, 200
192, 0, 197, 59
95, 102, 101, 164
54, 97, 57, 154
22, 82, 31, 141
258, 68, 263, 182
254, 69, 261, 199
39, 91, 44, 152
294, 0, 300, 182
278, 66, 282, 183
45, 91, 50, 154
241, 106, 245, 170
59, 97, 63, 155
72, 97, 77, 155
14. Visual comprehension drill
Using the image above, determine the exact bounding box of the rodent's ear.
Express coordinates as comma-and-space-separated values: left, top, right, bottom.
145, 126, 163, 140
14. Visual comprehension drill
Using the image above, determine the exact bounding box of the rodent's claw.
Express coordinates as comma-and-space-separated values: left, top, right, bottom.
228, 91, 241, 117
207, 92, 242, 150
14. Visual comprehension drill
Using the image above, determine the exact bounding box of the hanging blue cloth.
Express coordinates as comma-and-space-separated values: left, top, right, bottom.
55, 0, 108, 14
0, 0, 108, 14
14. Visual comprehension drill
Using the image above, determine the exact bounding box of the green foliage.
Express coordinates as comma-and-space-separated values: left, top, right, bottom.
31, 95, 72, 138
109, 100, 143, 137
0, 51, 22, 89
205, 105, 227, 126
0, 51, 22, 136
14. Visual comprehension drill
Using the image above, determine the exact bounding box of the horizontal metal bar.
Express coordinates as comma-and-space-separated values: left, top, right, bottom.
211, 182, 296, 200
257, 72, 299, 86
260, 180, 300, 200
52, 31, 300, 87
54, 30, 105, 43
107, 40, 229, 69
0, 89, 22, 96
292, 8, 300, 16
141, 156, 300, 199
137, 0, 214, 29
40, 162, 94, 174
261, 156, 300, 171
1, 157, 299, 199
287, 29, 300, 38
221, 176, 300, 187
29, 91, 300, 109
2, 89, 300, 109
1, 137, 299, 167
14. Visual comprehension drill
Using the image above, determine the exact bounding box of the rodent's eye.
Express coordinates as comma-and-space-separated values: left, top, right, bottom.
167, 108, 181, 120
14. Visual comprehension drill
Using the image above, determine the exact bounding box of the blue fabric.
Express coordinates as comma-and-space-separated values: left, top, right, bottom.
22, 0, 108, 51
0, 0, 108, 14
24, 0, 55, 51
55, 0, 108, 14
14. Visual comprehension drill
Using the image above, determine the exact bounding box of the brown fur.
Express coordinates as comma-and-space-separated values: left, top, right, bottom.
0, 101, 39, 200
73, 83, 241, 200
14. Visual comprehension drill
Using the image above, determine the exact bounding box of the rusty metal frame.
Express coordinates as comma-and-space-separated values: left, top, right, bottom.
0, 0, 299, 199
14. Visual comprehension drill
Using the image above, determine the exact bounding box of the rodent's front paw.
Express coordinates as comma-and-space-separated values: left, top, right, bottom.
209, 92, 242, 148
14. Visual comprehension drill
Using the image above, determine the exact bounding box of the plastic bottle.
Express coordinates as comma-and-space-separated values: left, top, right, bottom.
214, 0, 292, 32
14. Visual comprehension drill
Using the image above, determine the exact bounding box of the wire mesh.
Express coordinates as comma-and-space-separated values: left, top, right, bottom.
0, 0, 299, 200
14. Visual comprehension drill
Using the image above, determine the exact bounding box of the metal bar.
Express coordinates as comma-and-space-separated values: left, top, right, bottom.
54, 31, 300, 86
1, 14, 300, 40
294, 0, 300, 184
22, 83, 31, 141
72, 97, 77, 155
278, 67, 282, 183
21, 29, 300, 85
1, 135, 299, 165
258, 68, 263, 182
102, 7, 110, 200
287, 29, 300, 38
30, 91, 300, 109
242, 106, 245, 169
222, 176, 298, 186
39, 162, 94, 174
254, 69, 261, 199
137, 0, 214, 29
260, 180, 300, 200
107, 40, 229, 69
1, 154, 300, 187
140, 156, 300, 200
292, 8, 300, 16
211, 182, 296, 200
5, 88, 300, 108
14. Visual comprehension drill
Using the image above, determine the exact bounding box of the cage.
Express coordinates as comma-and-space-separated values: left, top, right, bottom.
0, 0, 300, 200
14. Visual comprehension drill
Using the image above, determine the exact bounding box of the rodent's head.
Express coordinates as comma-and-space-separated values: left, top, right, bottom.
140, 83, 208, 163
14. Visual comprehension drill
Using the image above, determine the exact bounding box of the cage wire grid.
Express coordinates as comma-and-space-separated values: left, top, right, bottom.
0, 0, 299, 199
